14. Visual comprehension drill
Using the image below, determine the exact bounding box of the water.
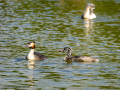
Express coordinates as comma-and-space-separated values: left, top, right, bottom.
0, 0, 120, 90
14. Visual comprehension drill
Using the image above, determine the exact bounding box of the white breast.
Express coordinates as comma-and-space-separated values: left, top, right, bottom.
89, 13, 96, 19
27, 49, 35, 60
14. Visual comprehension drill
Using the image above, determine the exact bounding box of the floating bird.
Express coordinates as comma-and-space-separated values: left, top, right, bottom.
81, 3, 96, 19
25, 41, 47, 60
58, 47, 99, 62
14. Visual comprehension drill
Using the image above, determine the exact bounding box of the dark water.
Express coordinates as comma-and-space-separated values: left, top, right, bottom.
0, 0, 120, 90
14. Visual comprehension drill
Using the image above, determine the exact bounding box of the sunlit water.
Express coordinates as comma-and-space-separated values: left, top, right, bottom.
0, 0, 120, 90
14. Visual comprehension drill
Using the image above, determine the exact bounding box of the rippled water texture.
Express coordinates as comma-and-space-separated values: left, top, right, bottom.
0, 0, 120, 90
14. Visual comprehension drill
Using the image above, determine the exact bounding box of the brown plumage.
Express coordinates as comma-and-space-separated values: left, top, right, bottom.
58, 47, 99, 62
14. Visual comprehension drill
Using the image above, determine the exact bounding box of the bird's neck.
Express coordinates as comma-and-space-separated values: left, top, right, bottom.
83, 7, 91, 17
67, 52, 72, 57
28, 49, 35, 56
64, 51, 72, 60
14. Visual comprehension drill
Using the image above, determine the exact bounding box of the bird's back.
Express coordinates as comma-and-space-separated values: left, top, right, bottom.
34, 52, 47, 60
66, 56, 99, 62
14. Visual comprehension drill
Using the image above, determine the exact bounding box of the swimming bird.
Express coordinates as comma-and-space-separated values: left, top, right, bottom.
58, 47, 99, 62
81, 3, 96, 19
25, 41, 47, 60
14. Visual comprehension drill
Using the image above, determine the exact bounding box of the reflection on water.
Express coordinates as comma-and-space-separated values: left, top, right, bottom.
0, 0, 120, 89
28, 60, 35, 69
82, 19, 95, 35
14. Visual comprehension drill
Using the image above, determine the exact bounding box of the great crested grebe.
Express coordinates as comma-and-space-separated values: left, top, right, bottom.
58, 47, 99, 62
25, 41, 47, 60
81, 3, 96, 19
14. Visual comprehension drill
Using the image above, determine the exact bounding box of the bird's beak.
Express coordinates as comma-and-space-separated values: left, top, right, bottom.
24, 45, 29, 47
57, 49, 64, 52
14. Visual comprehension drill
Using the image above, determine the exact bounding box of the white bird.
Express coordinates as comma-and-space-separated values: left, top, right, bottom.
81, 3, 96, 19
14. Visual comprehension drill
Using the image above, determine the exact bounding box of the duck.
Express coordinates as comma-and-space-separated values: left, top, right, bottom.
81, 3, 96, 19
24, 41, 47, 60
58, 47, 99, 62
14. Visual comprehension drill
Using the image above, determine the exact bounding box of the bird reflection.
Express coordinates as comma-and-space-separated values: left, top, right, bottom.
62, 60, 99, 70
28, 60, 35, 69
82, 19, 95, 36
65, 60, 98, 65
27, 60, 36, 89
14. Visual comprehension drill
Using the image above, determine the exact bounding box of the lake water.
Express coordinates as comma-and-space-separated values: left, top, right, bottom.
0, 0, 120, 90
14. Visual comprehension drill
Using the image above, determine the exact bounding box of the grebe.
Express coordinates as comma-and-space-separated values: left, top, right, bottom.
25, 41, 47, 60
58, 47, 99, 62
81, 3, 96, 19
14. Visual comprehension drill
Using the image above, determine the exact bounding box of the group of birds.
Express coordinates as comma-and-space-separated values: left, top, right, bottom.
25, 3, 99, 62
